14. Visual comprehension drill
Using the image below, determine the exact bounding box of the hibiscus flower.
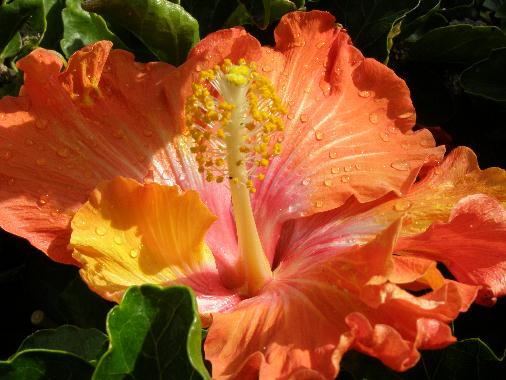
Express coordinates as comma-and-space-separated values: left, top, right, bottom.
1, 10, 505, 380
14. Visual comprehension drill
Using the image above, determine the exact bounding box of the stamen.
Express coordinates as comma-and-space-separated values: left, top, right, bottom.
185, 58, 287, 295
184, 58, 287, 192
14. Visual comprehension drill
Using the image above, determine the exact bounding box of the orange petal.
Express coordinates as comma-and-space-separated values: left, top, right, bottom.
205, 221, 476, 379
390, 255, 445, 290
0, 42, 178, 263
250, 11, 444, 261
398, 194, 506, 306
69, 176, 238, 309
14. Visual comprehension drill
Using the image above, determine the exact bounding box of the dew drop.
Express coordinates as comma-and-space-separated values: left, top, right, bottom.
57, 147, 69, 158
329, 151, 337, 159
25, 138, 34, 146
195, 64, 202, 72
36, 158, 47, 166
302, 178, 311, 186
113, 129, 124, 139
390, 160, 410, 171
316, 41, 326, 48
293, 39, 305, 47
287, 113, 295, 120
354, 163, 362, 170
129, 249, 139, 258
1, 150, 12, 160
262, 65, 273, 73
358, 90, 371, 98
341, 175, 350, 183
319, 79, 331, 96
315, 200, 323, 208
36, 120, 48, 130
419, 137, 434, 147
398, 112, 414, 119
393, 199, 412, 212
304, 87, 312, 94
95, 226, 107, 236
344, 165, 352, 172
324, 179, 332, 187
37, 193, 50, 206
299, 114, 309, 123
331, 167, 340, 174
369, 112, 379, 124
74, 216, 87, 228
143, 170, 155, 184
179, 173, 186, 181
114, 235, 123, 245
50, 208, 62, 217
379, 132, 390, 142
314, 131, 324, 141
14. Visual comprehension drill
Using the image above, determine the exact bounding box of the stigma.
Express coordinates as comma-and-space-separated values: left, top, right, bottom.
185, 58, 287, 192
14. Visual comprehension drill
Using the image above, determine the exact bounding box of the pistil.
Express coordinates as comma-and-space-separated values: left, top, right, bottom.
184, 59, 286, 295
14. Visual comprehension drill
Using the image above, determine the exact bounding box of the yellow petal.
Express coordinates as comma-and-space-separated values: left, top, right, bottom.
70, 176, 217, 302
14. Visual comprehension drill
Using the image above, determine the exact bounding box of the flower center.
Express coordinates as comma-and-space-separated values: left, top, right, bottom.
185, 58, 287, 295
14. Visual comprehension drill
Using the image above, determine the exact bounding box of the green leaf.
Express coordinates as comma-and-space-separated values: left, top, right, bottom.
320, 0, 420, 62
40, 0, 66, 50
408, 24, 506, 64
82, 0, 199, 65
93, 285, 210, 380
0, 32, 22, 62
461, 47, 506, 104
237, 0, 303, 29
398, 0, 443, 40
0, 0, 45, 55
61, 0, 127, 58
179, 0, 243, 37
17, 325, 108, 364
0, 350, 94, 380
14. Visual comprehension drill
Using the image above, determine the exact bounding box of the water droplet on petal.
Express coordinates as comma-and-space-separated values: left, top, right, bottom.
37, 193, 49, 206
302, 178, 311, 185
391, 160, 410, 171
287, 113, 295, 120
324, 179, 332, 187
143, 170, 154, 184
95, 226, 107, 236
331, 167, 340, 174
36, 120, 48, 130
379, 132, 390, 142
393, 199, 412, 211
318, 81, 331, 98
369, 112, 379, 124
315, 200, 323, 208
398, 112, 414, 119
314, 131, 324, 141
329, 151, 337, 159
316, 41, 326, 48
36, 158, 47, 166
57, 147, 69, 158
341, 175, 350, 183
304, 87, 312, 94
113, 129, 124, 139
195, 64, 202, 72
293, 39, 305, 47
300, 114, 309, 123
354, 163, 362, 170
1, 150, 12, 160
344, 165, 352, 172
262, 65, 273, 73
129, 249, 139, 258
114, 235, 123, 245
162, 170, 172, 180
75, 216, 87, 228
358, 90, 371, 98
